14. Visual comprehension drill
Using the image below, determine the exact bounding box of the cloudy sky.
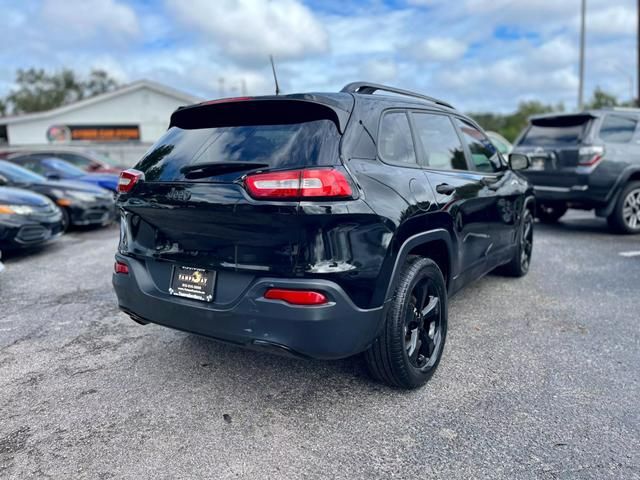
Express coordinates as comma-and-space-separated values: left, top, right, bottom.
1, 0, 636, 112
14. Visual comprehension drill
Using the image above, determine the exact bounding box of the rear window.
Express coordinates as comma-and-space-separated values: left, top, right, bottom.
519, 116, 592, 146
136, 100, 343, 182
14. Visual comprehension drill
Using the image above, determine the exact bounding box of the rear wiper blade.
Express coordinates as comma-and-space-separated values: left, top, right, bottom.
180, 162, 269, 179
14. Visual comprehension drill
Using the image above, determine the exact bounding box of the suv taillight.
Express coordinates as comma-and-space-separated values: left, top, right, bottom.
578, 146, 604, 166
245, 168, 353, 200
117, 169, 144, 193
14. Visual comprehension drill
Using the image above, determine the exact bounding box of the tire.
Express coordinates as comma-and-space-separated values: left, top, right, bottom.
607, 181, 640, 234
536, 203, 567, 224
365, 257, 448, 389
499, 208, 534, 277
60, 207, 71, 232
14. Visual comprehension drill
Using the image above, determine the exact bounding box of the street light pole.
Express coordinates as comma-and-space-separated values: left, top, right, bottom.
578, 0, 586, 110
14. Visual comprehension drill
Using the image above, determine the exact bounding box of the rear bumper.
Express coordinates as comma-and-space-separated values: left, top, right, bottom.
112, 254, 385, 360
533, 185, 604, 206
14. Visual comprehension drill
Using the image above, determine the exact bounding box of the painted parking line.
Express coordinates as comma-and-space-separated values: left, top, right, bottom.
619, 251, 640, 257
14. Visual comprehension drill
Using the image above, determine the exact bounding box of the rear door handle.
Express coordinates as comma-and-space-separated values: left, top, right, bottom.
436, 183, 456, 195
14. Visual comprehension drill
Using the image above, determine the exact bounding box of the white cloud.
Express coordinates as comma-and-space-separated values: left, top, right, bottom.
166, 0, 329, 62
40, 0, 139, 42
413, 37, 467, 62
359, 59, 398, 83
586, 5, 636, 35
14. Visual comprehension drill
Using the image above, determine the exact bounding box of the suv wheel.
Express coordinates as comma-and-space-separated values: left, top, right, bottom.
498, 208, 534, 277
537, 203, 567, 223
365, 257, 447, 389
608, 181, 640, 234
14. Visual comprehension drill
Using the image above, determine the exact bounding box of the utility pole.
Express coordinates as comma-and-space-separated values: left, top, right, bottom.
578, 0, 586, 110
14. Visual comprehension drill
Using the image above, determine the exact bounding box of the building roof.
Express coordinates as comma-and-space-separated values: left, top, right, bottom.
1, 79, 203, 125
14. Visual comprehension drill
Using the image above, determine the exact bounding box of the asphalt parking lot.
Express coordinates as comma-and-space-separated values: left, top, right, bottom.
1, 212, 639, 480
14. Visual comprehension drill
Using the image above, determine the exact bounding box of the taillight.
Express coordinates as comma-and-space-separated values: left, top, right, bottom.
245, 168, 353, 200
114, 261, 129, 274
117, 169, 143, 193
264, 288, 328, 305
578, 146, 604, 166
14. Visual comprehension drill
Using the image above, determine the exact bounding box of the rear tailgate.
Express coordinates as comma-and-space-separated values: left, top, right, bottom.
515, 114, 595, 188
117, 97, 355, 303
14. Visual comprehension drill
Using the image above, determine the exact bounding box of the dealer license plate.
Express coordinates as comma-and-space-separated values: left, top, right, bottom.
169, 266, 216, 302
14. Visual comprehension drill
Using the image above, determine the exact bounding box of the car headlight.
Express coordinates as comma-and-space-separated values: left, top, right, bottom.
0, 204, 35, 215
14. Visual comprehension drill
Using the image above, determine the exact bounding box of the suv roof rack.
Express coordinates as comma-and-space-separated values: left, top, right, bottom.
341, 82, 454, 110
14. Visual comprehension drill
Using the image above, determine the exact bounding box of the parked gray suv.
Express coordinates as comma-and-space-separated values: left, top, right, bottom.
512, 108, 640, 233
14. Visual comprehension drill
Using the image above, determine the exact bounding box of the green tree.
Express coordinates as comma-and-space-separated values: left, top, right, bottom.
3, 68, 119, 115
0, 98, 6, 116
586, 87, 618, 109
471, 100, 562, 142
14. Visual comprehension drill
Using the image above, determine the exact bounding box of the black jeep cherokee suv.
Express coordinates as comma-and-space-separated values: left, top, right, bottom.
513, 109, 640, 233
113, 82, 534, 389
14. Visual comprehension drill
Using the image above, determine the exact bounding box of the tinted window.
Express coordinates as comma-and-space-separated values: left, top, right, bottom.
599, 115, 637, 143
57, 153, 95, 168
42, 158, 85, 177
135, 120, 340, 182
519, 115, 591, 146
378, 112, 416, 165
454, 119, 501, 173
0, 160, 46, 183
412, 113, 467, 170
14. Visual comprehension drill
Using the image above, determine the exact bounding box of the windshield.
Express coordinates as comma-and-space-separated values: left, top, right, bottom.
0, 160, 47, 182
43, 158, 86, 177
519, 116, 592, 146
135, 120, 340, 182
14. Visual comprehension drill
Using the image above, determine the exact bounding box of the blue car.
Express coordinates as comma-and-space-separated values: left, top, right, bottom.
7, 156, 119, 192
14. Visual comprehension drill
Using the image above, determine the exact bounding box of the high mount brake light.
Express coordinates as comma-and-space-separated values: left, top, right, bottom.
201, 97, 252, 105
245, 168, 353, 199
578, 146, 605, 166
264, 289, 328, 305
117, 169, 143, 193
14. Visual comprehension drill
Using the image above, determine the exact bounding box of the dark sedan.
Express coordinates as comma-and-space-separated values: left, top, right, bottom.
0, 160, 115, 231
0, 187, 64, 250
7, 156, 119, 192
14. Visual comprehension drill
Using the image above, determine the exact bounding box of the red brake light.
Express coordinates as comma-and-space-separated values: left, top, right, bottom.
117, 169, 143, 193
114, 261, 129, 274
245, 168, 352, 200
264, 289, 328, 305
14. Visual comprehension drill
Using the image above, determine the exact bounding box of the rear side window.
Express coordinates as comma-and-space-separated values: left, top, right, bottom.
519, 115, 591, 146
412, 113, 467, 170
454, 119, 501, 173
378, 112, 416, 165
135, 120, 340, 182
599, 115, 637, 143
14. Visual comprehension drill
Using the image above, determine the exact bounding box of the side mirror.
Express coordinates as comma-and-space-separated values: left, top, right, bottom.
0, 175, 9, 186
509, 153, 530, 171
45, 172, 61, 181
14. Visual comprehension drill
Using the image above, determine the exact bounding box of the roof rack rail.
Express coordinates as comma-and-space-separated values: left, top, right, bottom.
341, 82, 454, 110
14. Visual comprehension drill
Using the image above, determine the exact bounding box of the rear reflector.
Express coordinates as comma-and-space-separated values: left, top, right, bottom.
117, 169, 143, 193
245, 168, 352, 199
264, 288, 328, 305
114, 261, 129, 274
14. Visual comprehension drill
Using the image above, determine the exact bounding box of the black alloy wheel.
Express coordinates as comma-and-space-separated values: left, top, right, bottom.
366, 257, 448, 389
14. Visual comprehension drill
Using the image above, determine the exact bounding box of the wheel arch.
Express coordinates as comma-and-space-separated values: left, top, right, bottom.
598, 167, 640, 218
383, 229, 454, 302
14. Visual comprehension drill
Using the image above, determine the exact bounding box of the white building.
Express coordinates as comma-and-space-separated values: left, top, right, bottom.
0, 80, 203, 164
